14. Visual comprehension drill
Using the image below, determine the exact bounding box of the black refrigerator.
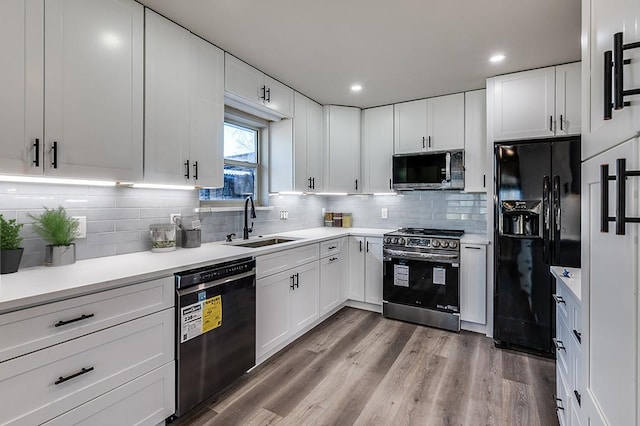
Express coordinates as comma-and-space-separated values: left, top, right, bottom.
494, 137, 581, 356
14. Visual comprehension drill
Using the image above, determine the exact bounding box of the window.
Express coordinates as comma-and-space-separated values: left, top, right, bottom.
200, 122, 259, 202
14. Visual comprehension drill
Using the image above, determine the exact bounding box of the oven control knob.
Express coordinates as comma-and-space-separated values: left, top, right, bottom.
392, 237, 399, 244
449, 241, 458, 249
384, 237, 391, 244
431, 240, 440, 247
399, 238, 405, 245
441, 241, 449, 248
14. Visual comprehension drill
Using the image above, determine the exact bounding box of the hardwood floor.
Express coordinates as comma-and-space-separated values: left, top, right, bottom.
172, 307, 558, 426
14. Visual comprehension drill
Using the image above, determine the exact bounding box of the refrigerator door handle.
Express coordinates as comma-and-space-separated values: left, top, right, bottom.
553, 175, 561, 233
542, 175, 551, 263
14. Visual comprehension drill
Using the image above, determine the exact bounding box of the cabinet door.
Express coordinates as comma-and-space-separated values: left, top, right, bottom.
306, 99, 324, 192
582, 137, 638, 426
555, 62, 581, 137
464, 90, 487, 192
348, 236, 366, 302
362, 105, 394, 193
256, 271, 291, 358
394, 99, 428, 154
189, 37, 224, 188
264, 76, 294, 118
364, 237, 383, 305
320, 254, 343, 316
460, 243, 487, 324
325, 106, 361, 192
0, 0, 43, 176
492, 68, 556, 141
44, 0, 143, 181
290, 262, 319, 334
269, 118, 294, 192
224, 53, 264, 105
427, 93, 465, 151
293, 92, 309, 192
144, 9, 191, 185
582, 0, 640, 160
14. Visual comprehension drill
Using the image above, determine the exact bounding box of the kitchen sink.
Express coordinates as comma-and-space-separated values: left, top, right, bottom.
229, 237, 297, 248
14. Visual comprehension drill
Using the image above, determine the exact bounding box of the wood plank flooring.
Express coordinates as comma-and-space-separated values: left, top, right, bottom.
172, 307, 558, 426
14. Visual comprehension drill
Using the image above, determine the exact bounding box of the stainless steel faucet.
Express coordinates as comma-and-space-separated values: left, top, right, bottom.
243, 195, 256, 239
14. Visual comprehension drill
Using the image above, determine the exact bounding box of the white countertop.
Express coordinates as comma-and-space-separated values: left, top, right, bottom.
551, 266, 581, 301
0, 227, 392, 314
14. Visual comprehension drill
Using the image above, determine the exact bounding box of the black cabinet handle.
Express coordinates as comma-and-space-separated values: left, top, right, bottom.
601, 159, 640, 235
308, 177, 313, 189
33, 139, 40, 167
55, 313, 95, 327
428, 136, 431, 148
574, 390, 581, 406
290, 275, 295, 290
614, 32, 624, 110
312, 177, 315, 189
601, 164, 611, 232
51, 141, 58, 169
389, 178, 392, 190
615, 158, 627, 235
184, 160, 190, 179
366, 241, 370, 252
266, 87, 271, 102
604, 50, 613, 120
422, 136, 426, 149
463, 246, 481, 250
552, 294, 566, 304
573, 329, 582, 344
549, 116, 553, 132
552, 338, 566, 352
328, 246, 337, 250
54, 367, 94, 385
193, 161, 198, 180
260, 85, 266, 101
559, 115, 563, 131
329, 257, 338, 262
295, 273, 299, 288
355, 179, 358, 191
359, 240, 363, 252
555, 397, 565, 412
483, 174, 486, 188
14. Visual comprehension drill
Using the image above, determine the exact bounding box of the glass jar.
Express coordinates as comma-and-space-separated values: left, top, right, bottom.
149, 223, 177, 252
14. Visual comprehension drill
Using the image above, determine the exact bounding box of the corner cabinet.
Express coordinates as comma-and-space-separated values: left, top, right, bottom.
362, 105, 394, 193
463, 90, 488, 192
489, 63, 580, 141
581, 0, 640, 160
348, 236, 383, 307
144, 9, 224, 187
0, 0, 144, 181
393, 93, 464, 154
581, 137, 639, 426
324, 105, 362, 192
0, 277, 175, 425
225, 53, 294, 119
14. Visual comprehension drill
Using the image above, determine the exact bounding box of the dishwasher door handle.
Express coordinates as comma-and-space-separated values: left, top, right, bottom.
177, 269, 256, 295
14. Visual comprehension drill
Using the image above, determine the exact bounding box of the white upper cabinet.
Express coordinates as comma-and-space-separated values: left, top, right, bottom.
362, 105, 394, 193
0, 0, 143, 181
224, 54, 294, 118
555, 62, 581, 136
324, 105, 361, 192
428, 93, 465, 151
293, 92, 323, 192
145, 10, 224, 187
491, 67, 556, 140
582, 0, 640, 160
490, 64, 581, 142
394, 94, 464, 154
464, 90, 488, 192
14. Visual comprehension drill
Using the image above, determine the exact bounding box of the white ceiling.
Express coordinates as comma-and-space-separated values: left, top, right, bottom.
138, 0, 581, 109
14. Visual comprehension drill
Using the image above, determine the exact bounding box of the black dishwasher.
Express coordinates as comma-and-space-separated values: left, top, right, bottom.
174, 257, 256, 417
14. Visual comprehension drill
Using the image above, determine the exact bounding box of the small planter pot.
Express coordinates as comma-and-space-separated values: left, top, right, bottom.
1, 248, 24, 274
45, 244, 76, 267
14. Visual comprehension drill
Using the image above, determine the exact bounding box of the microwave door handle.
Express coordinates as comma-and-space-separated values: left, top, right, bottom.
445, 152, 451, 181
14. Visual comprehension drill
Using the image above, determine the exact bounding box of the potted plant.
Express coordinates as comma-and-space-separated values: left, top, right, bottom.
29, 206, 79, 267
0, 215, 24, 274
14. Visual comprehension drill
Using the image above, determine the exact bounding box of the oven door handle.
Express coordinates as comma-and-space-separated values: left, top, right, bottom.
177, 269, 256, 295
383, 249, 459, 263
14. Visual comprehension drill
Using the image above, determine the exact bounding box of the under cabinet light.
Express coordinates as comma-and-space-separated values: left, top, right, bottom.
373, 192, 398, 196
129, 183, 196, 190
0, 175, 116, 187
270, 191, 304, 196
316, 192, 348, 196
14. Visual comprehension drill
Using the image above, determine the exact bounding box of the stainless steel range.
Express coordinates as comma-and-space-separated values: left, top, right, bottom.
382, 228, 464, 332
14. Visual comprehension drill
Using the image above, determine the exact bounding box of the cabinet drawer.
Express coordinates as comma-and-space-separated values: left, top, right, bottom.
320, 238, 342, 258
43, 362, 175, 426
257, 244, 319, 279
553, 283, 570, 328
0, 276, 174, 363
0, 309, 174, 425
556, 367, 570, 426
555, 317, 571, 381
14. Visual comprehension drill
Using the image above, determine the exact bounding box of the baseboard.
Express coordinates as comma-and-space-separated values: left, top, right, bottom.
345, 299, 382, 313
461, 320, 488, 335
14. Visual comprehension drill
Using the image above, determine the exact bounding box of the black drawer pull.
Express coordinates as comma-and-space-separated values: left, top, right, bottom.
329, 257, 338, 262
463, 246, 481, 250
574, 390, 581, 406
555, 397, 565, 411
33, 139, 40, 166
328, 246, 337, 250
54, 313, 95, 327
552, 294, 566, 305
54, 367, 94, 385
573, 329, 582, 344
552, 338, 566, 352
51, 141, 58, 169
290, 275, 295, 290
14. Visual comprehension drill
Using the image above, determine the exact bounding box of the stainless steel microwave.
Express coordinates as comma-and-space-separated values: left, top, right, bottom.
392, 150, 464, 190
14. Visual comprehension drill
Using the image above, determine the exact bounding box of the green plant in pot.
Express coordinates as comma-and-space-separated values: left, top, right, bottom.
29, 206, 79, 267
0, 215, 24, 274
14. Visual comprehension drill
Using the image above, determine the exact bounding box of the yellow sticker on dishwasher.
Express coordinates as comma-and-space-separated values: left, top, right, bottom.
202, 295, 222, 333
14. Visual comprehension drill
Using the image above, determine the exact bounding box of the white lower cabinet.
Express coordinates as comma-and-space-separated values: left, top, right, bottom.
459, 242, 487, 325
319, 238, 347, 316
348, 236, 383, 306
256, 247, 320, 360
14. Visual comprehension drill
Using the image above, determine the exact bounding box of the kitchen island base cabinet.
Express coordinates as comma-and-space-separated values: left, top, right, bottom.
347, 236, 383, 312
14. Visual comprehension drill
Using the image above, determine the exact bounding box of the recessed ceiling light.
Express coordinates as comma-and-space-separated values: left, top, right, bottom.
350, 84, 362, 92
490, 54, 506, 63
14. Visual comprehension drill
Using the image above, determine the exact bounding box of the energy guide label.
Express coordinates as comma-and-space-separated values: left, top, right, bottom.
181, 295, 223, 343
